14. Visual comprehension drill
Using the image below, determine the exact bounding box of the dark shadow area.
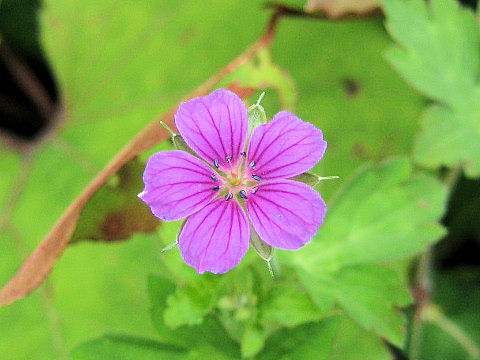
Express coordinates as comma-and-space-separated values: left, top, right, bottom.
0, 0, 59, 142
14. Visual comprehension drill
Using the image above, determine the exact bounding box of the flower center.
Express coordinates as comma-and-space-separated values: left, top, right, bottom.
229, 174, 243, 187
211, 156, 262, 201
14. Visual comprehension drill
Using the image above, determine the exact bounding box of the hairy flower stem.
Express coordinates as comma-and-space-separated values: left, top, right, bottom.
410, 250, 432, 360
410, 165, 463, 360
424, 305, 480, 359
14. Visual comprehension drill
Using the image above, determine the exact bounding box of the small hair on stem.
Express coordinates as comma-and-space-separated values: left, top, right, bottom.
159, 121, 176, 137
256, 91, 266, 106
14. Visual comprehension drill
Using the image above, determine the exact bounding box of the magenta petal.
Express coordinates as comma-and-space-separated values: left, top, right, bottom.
179, 198, 250, 274
247, 111, 327, 179
138, 150, 220, 221
247, 179, 326, 250
174, 89, 248, 170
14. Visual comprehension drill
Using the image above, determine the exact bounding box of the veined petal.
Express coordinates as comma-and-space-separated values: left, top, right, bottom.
247, 111, 327, 179
139, 150, 220, 221
175, 89, 248, 171
246, 179, 326, 250
179, 198, 250, 274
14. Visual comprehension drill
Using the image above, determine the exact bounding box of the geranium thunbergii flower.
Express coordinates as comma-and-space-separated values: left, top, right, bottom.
139, 89, 327, 274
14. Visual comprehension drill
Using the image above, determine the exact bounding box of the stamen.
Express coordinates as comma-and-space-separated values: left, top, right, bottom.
239, 190, 248, 199
240, 151, 246, 157
252, 187, 259, 194
226, 155, 232, 162
213, 185, 220, 191
225, 193, 233, 201
249, 161, 256, 169
252, 174, 262, 181
211, 174, 217, 181
213, 159, 219, 168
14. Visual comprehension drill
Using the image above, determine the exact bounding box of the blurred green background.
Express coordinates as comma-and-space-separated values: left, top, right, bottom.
1, 0, 479, 359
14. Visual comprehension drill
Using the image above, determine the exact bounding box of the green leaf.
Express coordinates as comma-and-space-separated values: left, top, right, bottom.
256, 317, 340, 360
148, 275, 241, 358
0, 0, 288, 355
148, 275, 207, 347
183, 345, 235, 360
325, 316, 391, 360
297, 264, 411, 347
260, 283, 326, 329
292, 158, 447, 270
273, 17, 426, 201
385, 0, 480, 176
257, 315, 390, 360
220, 49, 297, 111
164, 276, 217, 328
215, 266, 265, 346
0, 1, 430, 357
241, 324, 265, 358
71, 334, 236, 360
286, 158, 447, 346
71, 334, 186, 360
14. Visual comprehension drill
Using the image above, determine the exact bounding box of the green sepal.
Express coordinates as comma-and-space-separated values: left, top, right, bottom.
250, 224, 274, 261
248, 102, 267, 137
172, 134, 197, 156
160, 120, 196, 156
290, 172, 339, 188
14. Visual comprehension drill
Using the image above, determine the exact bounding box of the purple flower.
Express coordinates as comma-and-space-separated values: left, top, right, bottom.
139, 89, 327, 274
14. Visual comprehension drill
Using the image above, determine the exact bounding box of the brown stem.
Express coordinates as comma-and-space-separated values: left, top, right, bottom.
410, 250, 432, 360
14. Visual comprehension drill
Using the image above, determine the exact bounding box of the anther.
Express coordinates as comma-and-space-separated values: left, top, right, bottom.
213, 185, 220, 191
240, 151, 246, 157
252, 174, 262, 181
226, 155, 232, 162
239, 190, 248, 199
213, 159, 219, 168
211, 174, 217, 181
249, 160, 256, 169
252, 187, 259, 194
225, 193, 233, 201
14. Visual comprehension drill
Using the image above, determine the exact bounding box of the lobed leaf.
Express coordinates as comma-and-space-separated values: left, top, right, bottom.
0, 4, 290, 306
385, 0, 480, 176
147, 275, 242, 358
285, 158, 447, 346
260, 283, 325, 328
71, 334, 186, 360
257, 315, 390, 360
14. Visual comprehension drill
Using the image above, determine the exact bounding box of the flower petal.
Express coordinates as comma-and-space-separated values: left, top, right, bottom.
246, 179, 326, 250
179, 198, 250, 274
247, 111, 327, 179
139, 150, 220, 221
175, 89, 248, 171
